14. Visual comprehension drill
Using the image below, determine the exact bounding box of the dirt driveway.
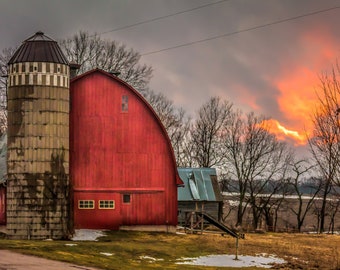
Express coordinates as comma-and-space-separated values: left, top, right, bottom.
0, 250, 101, 270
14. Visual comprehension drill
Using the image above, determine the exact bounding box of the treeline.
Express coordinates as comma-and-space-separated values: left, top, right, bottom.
220, 177, 340, 195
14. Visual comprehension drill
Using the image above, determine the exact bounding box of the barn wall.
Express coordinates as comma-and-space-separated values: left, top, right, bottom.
73, 190, 170, 229
73, 192, 121, 229
70, 70, 178, 229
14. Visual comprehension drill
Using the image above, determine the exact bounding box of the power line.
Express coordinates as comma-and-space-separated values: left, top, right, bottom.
98, 0, 230, 35
141, 6, 339, 56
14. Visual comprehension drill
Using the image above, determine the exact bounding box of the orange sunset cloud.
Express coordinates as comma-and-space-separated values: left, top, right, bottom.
263, 119, 307, 146
275, 68, 317, 136
270, 25, 338, 146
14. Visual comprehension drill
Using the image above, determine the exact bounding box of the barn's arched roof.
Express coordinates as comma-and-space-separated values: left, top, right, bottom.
8, 31, 68, 65
71, 68, 183, 186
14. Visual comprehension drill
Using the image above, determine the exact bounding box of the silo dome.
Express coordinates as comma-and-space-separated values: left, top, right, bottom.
8, 31, 68, 64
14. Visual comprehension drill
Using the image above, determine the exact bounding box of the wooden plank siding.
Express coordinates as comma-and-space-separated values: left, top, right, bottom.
0, 186, 5, 225
177, 201, 222, 226
70, 69, 181, 230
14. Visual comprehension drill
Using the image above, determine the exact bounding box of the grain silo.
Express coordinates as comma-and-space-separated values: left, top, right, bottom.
6, 32, 70, 239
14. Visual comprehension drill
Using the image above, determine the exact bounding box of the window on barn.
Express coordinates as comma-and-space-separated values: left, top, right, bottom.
78, 200, 95, 209
99, 200, 115, 209
123, 194, 131, 204
122, 95, 128, 112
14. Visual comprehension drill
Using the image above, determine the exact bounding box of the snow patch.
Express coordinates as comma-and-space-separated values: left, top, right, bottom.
100, 252, 114, 256
139, 256, 164, 262
177, 254, 286, 268
71, 229, 106, 241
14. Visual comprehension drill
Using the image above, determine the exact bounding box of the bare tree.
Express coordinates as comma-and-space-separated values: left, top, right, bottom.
142, 89, 189, 165
0, 47, 16, 135
247, 140, 292, 230
60, 31, 153, 93
268, 182, 289, 232
171, 120, 194, 167
287, 160, 321, 232
327, 196, 340, 234
308, 64, 340, 233
190, 96, 233, 168
223, 111, 292, 229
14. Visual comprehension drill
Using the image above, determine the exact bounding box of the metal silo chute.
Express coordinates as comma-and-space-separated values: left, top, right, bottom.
188, 173, 200, 200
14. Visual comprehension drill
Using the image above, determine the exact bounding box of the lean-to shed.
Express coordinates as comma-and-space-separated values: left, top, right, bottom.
177, 168, 223, 225
70, 69, 182, 231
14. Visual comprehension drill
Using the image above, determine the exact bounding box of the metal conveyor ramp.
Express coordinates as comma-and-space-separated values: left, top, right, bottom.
196, 212, 240, 238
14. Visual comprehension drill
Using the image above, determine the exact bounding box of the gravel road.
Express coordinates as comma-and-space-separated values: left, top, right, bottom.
0, 250, 101, 270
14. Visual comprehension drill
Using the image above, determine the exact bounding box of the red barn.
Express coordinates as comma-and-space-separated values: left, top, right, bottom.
70, 69, 182, 231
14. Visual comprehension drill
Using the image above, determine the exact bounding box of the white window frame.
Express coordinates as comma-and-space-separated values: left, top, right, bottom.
99, 200, 115, 209
78, 200, 95, 209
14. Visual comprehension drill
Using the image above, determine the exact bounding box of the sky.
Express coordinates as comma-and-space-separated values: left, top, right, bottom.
0, 0, 339, 156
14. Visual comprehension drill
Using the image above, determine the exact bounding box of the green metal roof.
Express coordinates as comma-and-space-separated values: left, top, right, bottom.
177, 168, 223, 202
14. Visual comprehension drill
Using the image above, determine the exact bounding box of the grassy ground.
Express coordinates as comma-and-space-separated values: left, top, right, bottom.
0, 231, 339, 269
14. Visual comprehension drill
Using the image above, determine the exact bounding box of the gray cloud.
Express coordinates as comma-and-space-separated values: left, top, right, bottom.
1, 0, 339, 149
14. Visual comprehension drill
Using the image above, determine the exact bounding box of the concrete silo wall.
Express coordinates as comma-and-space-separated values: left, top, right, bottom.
6, 62, 70, 239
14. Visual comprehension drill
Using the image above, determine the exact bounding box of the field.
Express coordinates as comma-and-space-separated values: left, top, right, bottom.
0, 231, 339, 269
